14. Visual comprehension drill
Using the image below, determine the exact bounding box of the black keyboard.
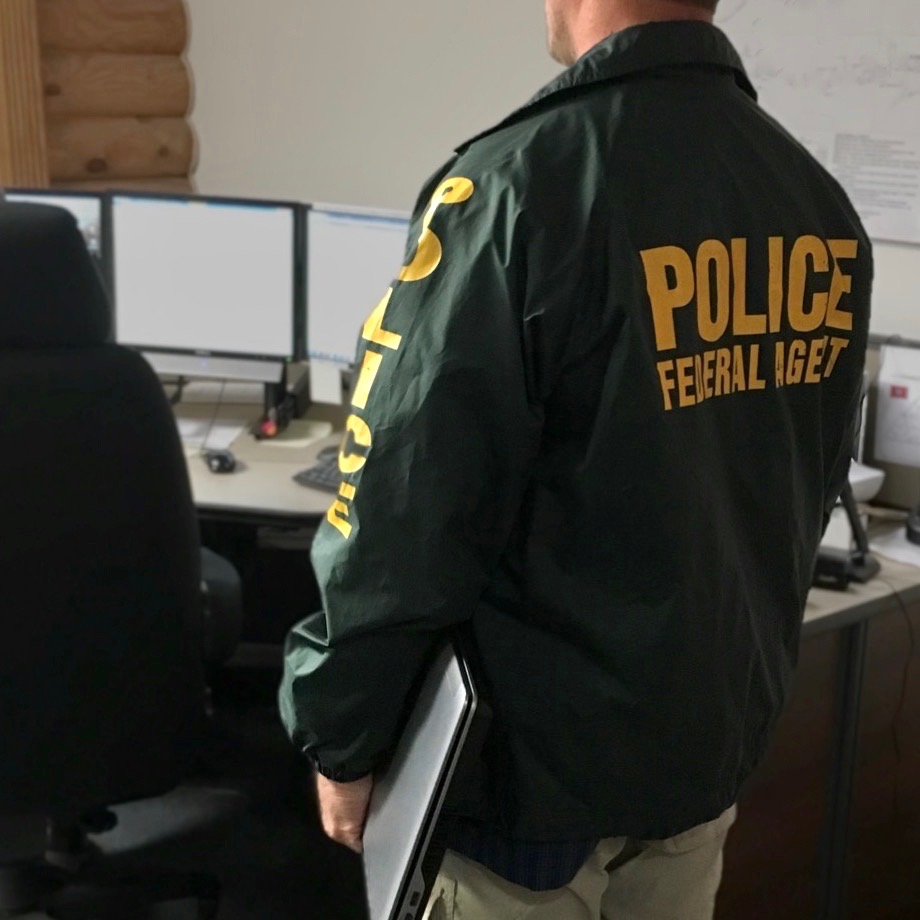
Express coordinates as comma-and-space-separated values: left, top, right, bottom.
293, 446, 341, 492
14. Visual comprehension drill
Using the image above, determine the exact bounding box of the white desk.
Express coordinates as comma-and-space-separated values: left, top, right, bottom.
174, 399, 342, 525
804, 552, 920, 636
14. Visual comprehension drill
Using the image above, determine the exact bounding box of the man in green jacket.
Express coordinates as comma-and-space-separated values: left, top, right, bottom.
280, 0, 872, 916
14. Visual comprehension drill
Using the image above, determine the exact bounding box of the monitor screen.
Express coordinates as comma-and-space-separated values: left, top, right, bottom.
111, 194, 301, 372
306, 206, 410, 365
5, 189, 104, 268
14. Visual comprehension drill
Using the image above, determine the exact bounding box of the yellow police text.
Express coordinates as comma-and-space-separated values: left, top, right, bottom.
641, 236, 858, 353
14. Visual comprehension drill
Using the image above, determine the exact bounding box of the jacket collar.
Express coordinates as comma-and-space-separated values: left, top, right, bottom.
457, 21, 755, 152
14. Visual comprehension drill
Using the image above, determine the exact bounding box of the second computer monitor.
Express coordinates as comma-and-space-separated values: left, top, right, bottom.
111, 193, 302, 382
306, 206, 410, 365
5, 189, 105, 269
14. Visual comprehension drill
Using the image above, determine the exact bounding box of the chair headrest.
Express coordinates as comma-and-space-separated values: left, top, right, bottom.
0, 202, 110, 348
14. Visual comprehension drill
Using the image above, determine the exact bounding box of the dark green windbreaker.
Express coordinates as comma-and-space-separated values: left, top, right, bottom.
280, 21, 871, 840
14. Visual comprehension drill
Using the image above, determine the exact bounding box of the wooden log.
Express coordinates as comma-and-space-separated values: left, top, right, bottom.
46, 116, 194, 181
36, 0, 187, 55
42, 51, 190, 117
0, 0, 49, 186
55, 176, 195, 194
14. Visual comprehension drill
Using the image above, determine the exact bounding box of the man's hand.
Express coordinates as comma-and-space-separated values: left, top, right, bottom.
315, 772, 374, 853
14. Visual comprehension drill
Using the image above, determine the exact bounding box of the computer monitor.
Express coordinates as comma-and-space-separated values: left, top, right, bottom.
306, 205, 410, 365
5, 189, 106, 276
111, 193, 304, 383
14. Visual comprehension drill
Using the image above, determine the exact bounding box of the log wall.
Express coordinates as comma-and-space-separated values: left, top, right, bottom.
0, 0, 48, 187
36, 0, 195, 193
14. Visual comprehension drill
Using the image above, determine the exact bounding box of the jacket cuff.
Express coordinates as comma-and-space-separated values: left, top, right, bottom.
312, 759, 373, 784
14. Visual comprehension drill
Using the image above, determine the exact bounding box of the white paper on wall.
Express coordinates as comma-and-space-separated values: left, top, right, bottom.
719, 1, 920, 244
873, 345, 920, 466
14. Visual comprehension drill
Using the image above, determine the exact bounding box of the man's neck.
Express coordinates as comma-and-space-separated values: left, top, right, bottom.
570, 0, 714, 62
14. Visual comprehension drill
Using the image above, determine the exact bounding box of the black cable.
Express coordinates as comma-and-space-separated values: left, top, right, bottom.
168, 375, 189, 406
199, 380, 227, 455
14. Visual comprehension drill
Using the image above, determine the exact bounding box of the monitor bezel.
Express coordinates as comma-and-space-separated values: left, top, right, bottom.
109, 190, 306, 367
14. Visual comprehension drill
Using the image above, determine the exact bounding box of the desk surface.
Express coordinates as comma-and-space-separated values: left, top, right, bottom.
804, 546, 920, 636
176, 400, 339, 525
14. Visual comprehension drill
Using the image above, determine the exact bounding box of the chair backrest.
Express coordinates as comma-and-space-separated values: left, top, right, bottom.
0, 203, 205, 819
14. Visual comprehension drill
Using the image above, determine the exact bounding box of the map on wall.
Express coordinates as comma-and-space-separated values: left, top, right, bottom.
718, 0, 920, 245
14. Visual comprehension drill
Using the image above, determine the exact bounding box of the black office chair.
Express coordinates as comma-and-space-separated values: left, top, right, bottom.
200, 547, 244, 675
0, 203, 233, 918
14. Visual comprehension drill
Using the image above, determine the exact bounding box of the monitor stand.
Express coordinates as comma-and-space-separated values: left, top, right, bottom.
839, 481, 881, 583
253, 368, 295, 440
813, 481, 880, 590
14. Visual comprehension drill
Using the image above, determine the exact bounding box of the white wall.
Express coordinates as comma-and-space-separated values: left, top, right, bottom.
186, 2, 918, 337
185, 0, 559, 211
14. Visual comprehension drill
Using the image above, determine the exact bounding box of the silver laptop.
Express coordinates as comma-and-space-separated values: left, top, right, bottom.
362, 639, 482, 920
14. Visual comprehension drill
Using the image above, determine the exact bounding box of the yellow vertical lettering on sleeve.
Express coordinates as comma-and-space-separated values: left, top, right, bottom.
399, 177, 475, 283
640, 245, 695, 352
326, 502, 353, 539
362, 288, 403, 351
339, 414, 373, 475
352, 350, 385, 410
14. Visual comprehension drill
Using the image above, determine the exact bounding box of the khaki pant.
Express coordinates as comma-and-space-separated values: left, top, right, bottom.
422, 805, 736, 920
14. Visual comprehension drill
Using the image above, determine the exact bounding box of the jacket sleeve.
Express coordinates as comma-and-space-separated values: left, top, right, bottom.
279, 168, 545, 780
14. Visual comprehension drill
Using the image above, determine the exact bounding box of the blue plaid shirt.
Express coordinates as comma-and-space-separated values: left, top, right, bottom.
446, 819, 597, 891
